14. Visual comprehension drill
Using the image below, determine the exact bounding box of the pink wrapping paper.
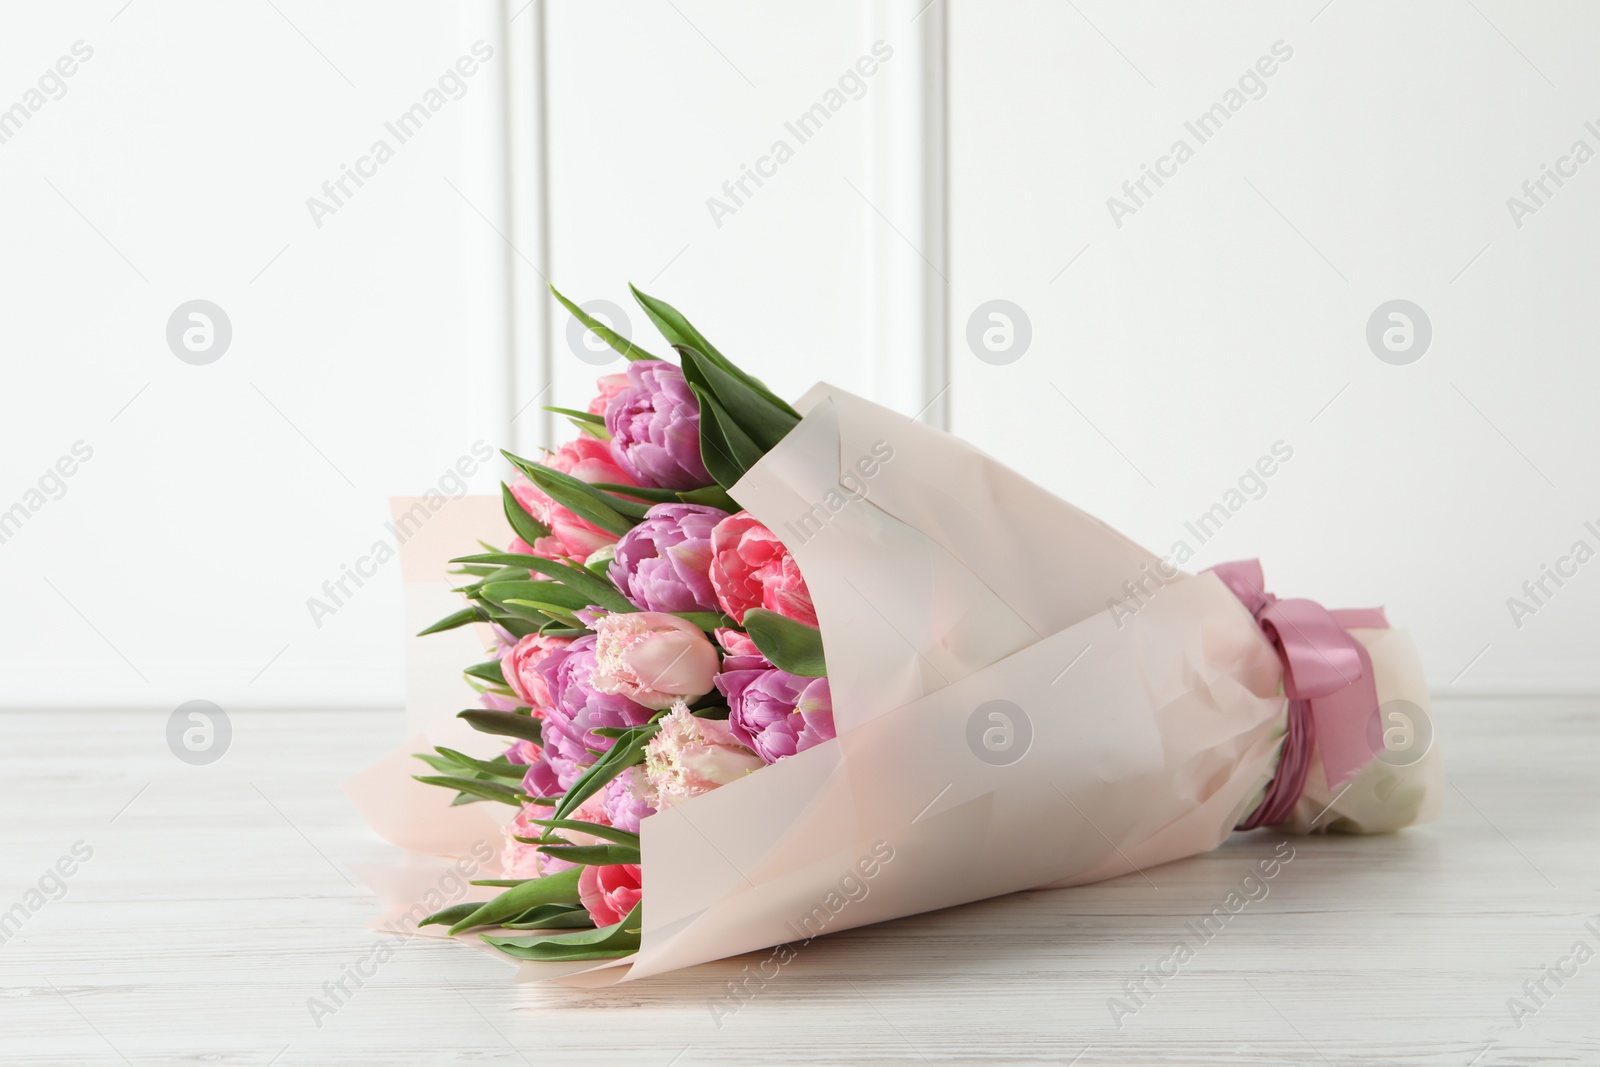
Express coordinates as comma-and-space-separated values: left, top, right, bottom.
349, 384, 1443, 984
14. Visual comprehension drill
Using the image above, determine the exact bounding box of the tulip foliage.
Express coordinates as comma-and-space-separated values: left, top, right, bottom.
412, 285, 834, 961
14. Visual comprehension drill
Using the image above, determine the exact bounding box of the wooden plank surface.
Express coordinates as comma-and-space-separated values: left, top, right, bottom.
1, 697, 1595, 1065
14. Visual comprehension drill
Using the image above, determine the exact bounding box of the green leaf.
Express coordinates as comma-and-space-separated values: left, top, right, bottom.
486, 943, 633, 962
589, 489, 651, 520
454, 564, 531, 596
446, 866, 583, 935
457, 709, 543, 744
523, 818, 641, 848
514, 604, 578, 627
433, 747, 525, 780
413, 775, 523, 806
417, 605, 485, 637
672, 611, 737, 632
503, 451, 640, 535
504, 600, 583, 629
459, 554, 636, 614
482, 614, 542, 640
584, 547, 615, 578
500, 903, 595, 930
535, 843, 642, 867
743, 607, 827, 677
552, 724, 659, 821
690, 382, 765, 489
676, 345, 799, 453
413, 752, 464, 774
628, 285, 797, 416
483, 902, 641, 960
417, 901, 485, 928
463, 659, 508, 687
478, 598, 565, 627
480, 579, 597, 612
540, 624, 590, 638
588, 481, 735, 515
482, 565, 532, 583
501, 482, 551, 546
550, 284, 659, 362
568, 417, 608, 440
415, 748, 522, 779
545, 406, 605, 426
677, 484, 740, 511
592, 482, 678, 503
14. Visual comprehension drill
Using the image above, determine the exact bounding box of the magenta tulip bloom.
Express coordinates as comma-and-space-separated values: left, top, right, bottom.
605, 361, 711, 490
609, 502, 729, 613
523, 635, 657, 793
717, 669, 835, 764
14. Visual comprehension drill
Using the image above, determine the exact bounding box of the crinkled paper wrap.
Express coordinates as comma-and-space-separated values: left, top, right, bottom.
350, 385, 1443, 985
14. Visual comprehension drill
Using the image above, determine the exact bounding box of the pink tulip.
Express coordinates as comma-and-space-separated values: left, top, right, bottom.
708, 512, 818, 626
578, 863, 642, 928
510, 438, 639, 563
590, 612, 719, 710
500, 790, 624, 879
587, 372, 631, 416
714, 626, 771, 671
642, 704, 763, 808
499, 804, 557, 879
500, 633, 574, 711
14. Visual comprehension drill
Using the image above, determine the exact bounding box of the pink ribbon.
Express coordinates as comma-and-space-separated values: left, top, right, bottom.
1206, 559, 1389, 813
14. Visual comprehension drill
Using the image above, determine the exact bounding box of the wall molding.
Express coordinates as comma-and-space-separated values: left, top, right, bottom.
868, 0, 950, 429
500, 0, 552, 456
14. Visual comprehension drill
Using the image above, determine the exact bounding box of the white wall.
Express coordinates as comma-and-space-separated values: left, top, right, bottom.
3, 0, 1595, 709
537, 0, 943, 425
0, 0, 944, 709
0, 1, 526, 708
947, 0, 1600, 693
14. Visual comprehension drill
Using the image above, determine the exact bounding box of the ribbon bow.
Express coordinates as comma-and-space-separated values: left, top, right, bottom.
1206, 559, 1389, 821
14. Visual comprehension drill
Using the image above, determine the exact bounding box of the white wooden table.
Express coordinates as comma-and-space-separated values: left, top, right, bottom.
2, 697, 1595, 1066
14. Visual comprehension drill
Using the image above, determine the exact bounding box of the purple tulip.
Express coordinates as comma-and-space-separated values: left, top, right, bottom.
527, 635, 657, 793
605, 361, 711, 490
717, 669, 835, 764
520, 753, 565, 800
609, 502, 730, 613
524, 764, 654, 833
600, 769, 657, 833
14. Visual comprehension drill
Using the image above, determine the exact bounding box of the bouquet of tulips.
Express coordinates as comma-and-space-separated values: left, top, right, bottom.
408, 286, 841, 962
361, 284, 1443, 984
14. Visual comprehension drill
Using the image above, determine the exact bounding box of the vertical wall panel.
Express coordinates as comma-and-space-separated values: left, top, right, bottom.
541, 0, 931, 430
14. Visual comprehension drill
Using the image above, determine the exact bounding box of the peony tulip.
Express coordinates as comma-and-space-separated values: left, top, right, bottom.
609, 502, 729, 613
604, 361, 710, 490
587, 372, 631, 416
642, 703, 763, 809
500, 632, 574, 711
590, 612, 720, 710
718, 668, 835, 764
511, 437, 640, 563
578, 862, 643, 928
525, 635, 657, 793
708, 512, 818, 626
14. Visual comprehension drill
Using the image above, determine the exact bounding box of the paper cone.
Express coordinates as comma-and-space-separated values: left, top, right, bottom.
351, 384, 1443, 985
